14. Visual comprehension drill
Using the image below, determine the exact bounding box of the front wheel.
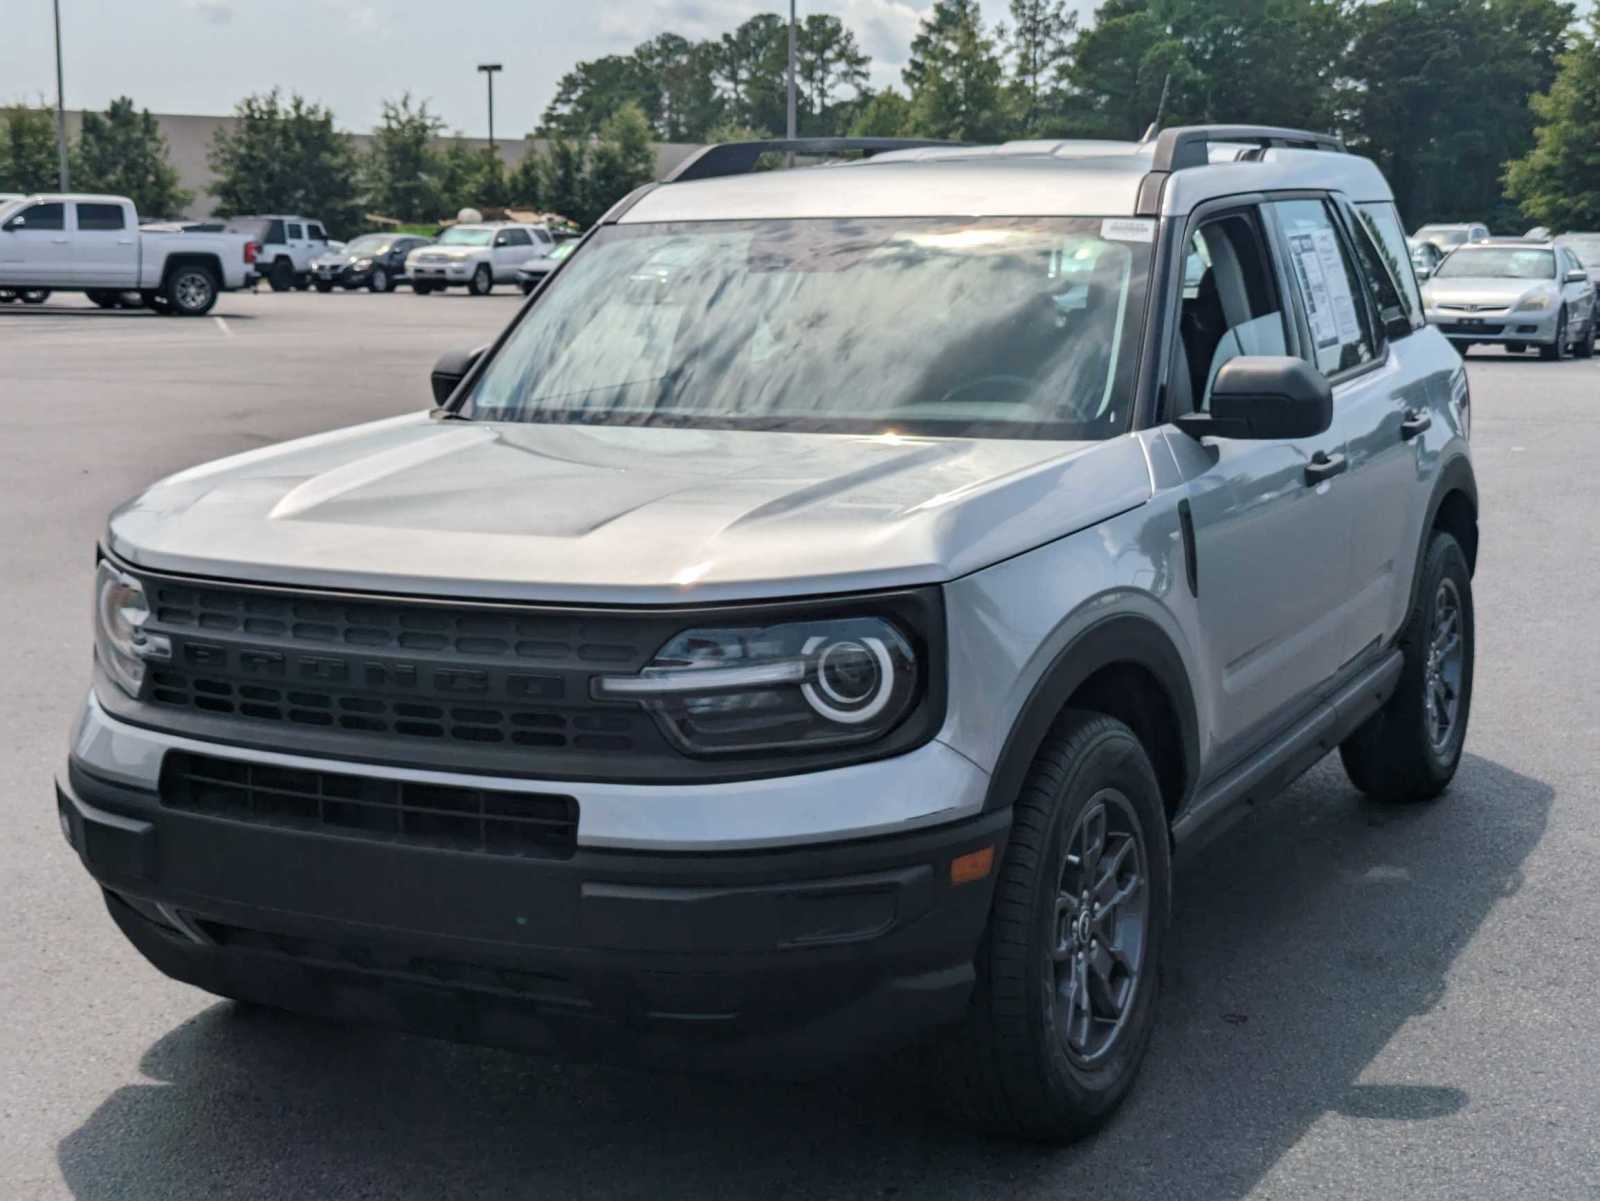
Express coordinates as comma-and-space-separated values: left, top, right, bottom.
1540, 309, 1568, 360
20, 288, 50, 305
369, 267, 393, 293
165, 264, 218, 316
314, 280, 334, 294
1340, 530, 1474, 802
412, 282, 435, 294
929, 711, 1169, 1142
468, 264, 493, 296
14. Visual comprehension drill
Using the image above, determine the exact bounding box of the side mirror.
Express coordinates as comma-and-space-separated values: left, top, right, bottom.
1175, 356, 1333, 442
430, 346, 485, 406
1414, 265, 1432, 281
1565, 268, 1588, 284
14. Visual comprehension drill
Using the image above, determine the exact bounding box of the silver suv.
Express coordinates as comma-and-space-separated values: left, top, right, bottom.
60, 128, 1478, 1142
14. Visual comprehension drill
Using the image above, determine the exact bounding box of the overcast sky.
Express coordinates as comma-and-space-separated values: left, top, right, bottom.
3, 0, 1094, 138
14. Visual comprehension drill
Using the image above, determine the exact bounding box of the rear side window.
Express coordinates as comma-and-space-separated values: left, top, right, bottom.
9, 201, 64, 231
77, 203, 125, 231
287, 223, 304, 240
497, 228, 533, 247
1272, 199, 1376, 376
266, 219, 286, 244
1356, 202, 1423, 330
308, 223, 326, 241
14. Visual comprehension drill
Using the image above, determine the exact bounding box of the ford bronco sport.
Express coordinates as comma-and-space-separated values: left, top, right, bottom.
60, 128, 1477, 1141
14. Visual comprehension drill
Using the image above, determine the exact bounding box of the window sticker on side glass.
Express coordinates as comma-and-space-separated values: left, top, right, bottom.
1310, 227, 1363, 344
1287, 232, 1341, 349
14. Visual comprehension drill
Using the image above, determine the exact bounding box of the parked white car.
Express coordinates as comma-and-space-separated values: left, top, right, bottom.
406, 223, 555, 295
220, 214, 331, 292
0, 193, 255, 315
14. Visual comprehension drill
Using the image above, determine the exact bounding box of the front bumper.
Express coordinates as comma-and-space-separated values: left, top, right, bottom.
59, 756, 1006, 1071
409, 260, 475, 284
1426, 307, 1559, 344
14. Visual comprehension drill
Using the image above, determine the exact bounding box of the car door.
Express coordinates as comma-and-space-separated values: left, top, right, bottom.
1559, 247, 1595, 333
0, 201, 73, 283
285, 221, 307, 271
73, 201, 138, 287
1162, 204, 1354, 763
493, 227, 533, 280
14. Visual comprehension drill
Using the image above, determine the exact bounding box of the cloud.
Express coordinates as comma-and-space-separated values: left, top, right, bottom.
185, 0, 233, 24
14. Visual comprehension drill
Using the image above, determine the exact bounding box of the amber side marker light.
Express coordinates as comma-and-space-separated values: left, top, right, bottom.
949, 846, 995, 886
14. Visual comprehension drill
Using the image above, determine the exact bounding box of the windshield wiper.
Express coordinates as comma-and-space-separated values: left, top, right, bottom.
428, 407, 473, 422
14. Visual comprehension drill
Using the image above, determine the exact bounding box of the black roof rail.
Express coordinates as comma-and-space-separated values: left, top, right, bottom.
665, 137, 968, 183
1135, 124, 1347, 215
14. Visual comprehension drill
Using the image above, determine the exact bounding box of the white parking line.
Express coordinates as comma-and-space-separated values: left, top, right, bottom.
213, 316, 233, 338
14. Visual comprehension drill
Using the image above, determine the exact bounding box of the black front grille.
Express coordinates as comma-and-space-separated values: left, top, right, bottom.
1439, 322, 1506, 336
161, 751, 578, 859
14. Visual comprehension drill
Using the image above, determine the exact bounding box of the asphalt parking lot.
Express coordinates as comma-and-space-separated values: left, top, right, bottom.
4, 290, 1599, 1200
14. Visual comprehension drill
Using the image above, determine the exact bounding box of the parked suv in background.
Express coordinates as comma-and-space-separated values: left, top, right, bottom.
406, 222, 554, 294
222, 214, 331, 291
60, 129, 1477, 1142
1422, 238, 1596, 358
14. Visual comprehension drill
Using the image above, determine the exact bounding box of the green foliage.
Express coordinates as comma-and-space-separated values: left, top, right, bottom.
0, 105, 61, 194
847, 89, 915, 137
1506, 20, 1600, 229
905, 0, 1010, 141
75, 97, 191, 218
366, 94, 446, 222
535, 136, 589, 223
584, 103, 656, 221
208, 89, 363, 236
1005, 0, 1078, 134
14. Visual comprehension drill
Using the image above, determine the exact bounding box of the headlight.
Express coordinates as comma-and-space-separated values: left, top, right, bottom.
353, 257, 372, 269
93, 561, 169, 697
1517, 293, 1552, 312
594, 616, 920, 754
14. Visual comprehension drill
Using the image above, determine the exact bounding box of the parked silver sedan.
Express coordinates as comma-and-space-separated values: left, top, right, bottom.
1421, 241, 1596, 358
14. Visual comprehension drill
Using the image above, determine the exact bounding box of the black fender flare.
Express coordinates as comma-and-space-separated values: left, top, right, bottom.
982, 613, 1201, 815
1406, 452, 1479, 621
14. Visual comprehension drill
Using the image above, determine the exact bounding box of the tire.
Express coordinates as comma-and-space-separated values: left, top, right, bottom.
412, 282, 435, 295
369, 267, 392, 293
268, 259, 294, 292
1576, 315, 1596, 359
1540, 309, 1568, 360
20, 289, 49, 305
314, 281, 334, 294
928, 711, 1170, 1142
1504, 343, 1526, 354
520, 279, 536, 296
1340, 530, 1474, 803
86, 289, 120, 309
293, 273, 311, 292
0, 290, 14, 303
164, 263, 218, 316
468, 264, 493, 296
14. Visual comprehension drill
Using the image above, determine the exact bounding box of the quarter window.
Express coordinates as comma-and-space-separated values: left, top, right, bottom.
76, 203, 125, 231
1356, 202, 1423, 330
287, 223, 304, 240
1273, 199, 1376, 376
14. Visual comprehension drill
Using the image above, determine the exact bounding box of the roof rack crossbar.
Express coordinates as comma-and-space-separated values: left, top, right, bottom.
1148, 124, 1345, 173
665, 138, 968, 184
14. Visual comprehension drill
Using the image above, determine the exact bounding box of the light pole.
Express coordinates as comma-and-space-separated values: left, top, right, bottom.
53, 0, 69, 190
477, 63, 502, 157
785, 0, 797, 142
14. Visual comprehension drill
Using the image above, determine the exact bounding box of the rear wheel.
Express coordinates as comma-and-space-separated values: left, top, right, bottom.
1340, 530, 1474, 803
1576, 314, 1597, 359
412, 282, 435, 294
268, 259, 293, 292
86, 289, 120, 309
928, 711, 1169, 1142
468, 264, 493, 296
20, 289, 49, 305
293, 273, 311, 292
314, 280, 334, 294
369, 267, 392, 293
1540, 309, 1568, 360
165, 264, 218, 316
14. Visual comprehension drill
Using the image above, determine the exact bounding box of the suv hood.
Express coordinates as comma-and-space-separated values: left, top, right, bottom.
1424, 276, 1553, 308
107, 413, 1152, 603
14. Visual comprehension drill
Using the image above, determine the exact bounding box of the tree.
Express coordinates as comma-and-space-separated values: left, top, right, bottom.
1063, 0, 1184, 139
1343, 0, 1572, 228
1506, 20, 1600, 229
797, 15, 871, 133
712, 15, 790, 135
636, 33, 725, 140
74, 97, 191, 217
366, 94, 445, 222
0, 105, 60, 194
536, 137, 589, 224
208, 90, 363, 235
1004, 0, 1078, 133
904, 0, 1009, 141
584, 102, 656, 225
848, 89, 915, 136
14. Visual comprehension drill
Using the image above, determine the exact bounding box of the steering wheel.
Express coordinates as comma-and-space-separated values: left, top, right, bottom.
931, 374, 1036, 408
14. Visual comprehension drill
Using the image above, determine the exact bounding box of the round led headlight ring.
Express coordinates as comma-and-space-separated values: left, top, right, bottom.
800, 635, 896, 724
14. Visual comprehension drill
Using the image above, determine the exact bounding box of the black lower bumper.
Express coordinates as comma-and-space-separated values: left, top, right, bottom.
59, 761, 1006, 1073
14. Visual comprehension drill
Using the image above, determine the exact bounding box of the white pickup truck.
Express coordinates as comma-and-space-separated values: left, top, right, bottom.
0, 193, 256, 315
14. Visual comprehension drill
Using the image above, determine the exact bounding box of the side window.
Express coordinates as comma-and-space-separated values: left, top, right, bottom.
286, 222, 304, 240
8, 201, 65, 231
498, 229, 532, 248
1272, 199, 1376, 376
308, 223, 326, 241
1356, 202, 1423, 330
266, 219, 286, 245
1170, 210, 1288, 416
76, 203, 126, 231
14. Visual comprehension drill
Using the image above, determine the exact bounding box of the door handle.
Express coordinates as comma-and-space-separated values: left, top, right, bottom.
1305, 450, 1348, 485
1400, 409, 1432, 440
51, 237, 68, 243
117, 238, 133, 245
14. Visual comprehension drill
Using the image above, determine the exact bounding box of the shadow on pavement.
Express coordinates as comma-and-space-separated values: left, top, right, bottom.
56, 752, 1549, 1201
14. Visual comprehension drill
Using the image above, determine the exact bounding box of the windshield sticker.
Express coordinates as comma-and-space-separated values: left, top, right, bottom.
1287, 232, 1340, 349
1100, 218, 1155, 243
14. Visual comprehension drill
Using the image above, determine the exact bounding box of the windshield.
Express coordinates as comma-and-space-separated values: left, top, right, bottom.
1417, 226, 1469, 247
462, 217, 1152, 440
1434, 247, 1555, 280
439, 226, 494, 246
344, 234, 390, 254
